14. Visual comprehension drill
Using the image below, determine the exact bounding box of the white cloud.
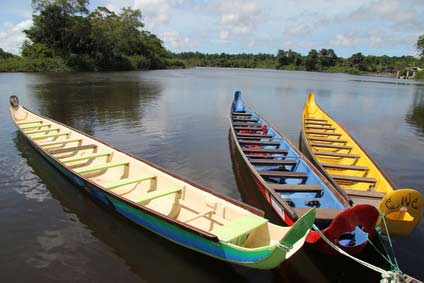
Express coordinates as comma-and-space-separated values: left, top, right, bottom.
160, 31, 193, 49
330, 33, 360, 48
133, 0, 182, 28
0, 19, 32, 55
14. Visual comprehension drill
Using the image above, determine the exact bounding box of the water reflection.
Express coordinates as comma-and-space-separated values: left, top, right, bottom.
406, 88, 424, 137
30, 73, 162, 135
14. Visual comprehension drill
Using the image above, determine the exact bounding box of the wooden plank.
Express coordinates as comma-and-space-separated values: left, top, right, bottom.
234, 126, 262, 131
17, 120, 43, 126
305, 121, 332, 126
232, 122, 262, 127
232, 112, 251, 116
39, 139, 82, 147
345, 189, 385, 199
232, 118, 258, 122
321, 163, 368, 171
105, 175, 156, 189
305, 126, 336, 130
259, 171, 308, 179
183, 209, 214, 223
295, 208, 341, 221
310, 143, 352, 150
48, 144, 97, 154
237, 133, 273, 138
211, 214, 267, 242
305, 118, 327, 122
313, 151, 359, 159
32, 132, 70, 140
21, 124, 51, 131
133, 187, 182, 203
74, 161, 129, 174
239, 140, 280, 146
243, 148, 288, 154
270, 184, 322, 193
306, 131, 342, 136
26, 128, 60, 135
331, 174, 377, 183
249, 159, 297, 166
60, 152, 112, 163
307, 137, 348, 143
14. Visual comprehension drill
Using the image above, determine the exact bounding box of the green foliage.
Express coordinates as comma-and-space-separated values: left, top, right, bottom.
415, 71, 424, 80
0, 48, 15, 59
417, 35, 424, 58
21, 41, 53, 58
0, 57, 69, 72
304, 49, 319, 71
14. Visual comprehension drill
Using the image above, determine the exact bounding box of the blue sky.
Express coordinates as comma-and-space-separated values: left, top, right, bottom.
1, 0, 423, 57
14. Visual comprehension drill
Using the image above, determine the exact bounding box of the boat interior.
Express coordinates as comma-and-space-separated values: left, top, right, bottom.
11, 106, 293, 249
231, 102, 345, 220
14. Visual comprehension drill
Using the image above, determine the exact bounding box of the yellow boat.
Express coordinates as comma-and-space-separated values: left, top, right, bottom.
300, 93, 423, 236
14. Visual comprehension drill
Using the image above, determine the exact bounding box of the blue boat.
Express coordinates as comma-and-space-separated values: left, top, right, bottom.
229, 91, 379, 254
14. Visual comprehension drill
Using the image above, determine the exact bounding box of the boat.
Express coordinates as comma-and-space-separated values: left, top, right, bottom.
300, 93, 424, 236
229, 91, 379, 254
8, 95, 315, 270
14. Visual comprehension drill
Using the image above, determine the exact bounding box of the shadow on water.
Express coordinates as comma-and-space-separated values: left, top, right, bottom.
227, 130, 387, 283
29, 72, 162, 135
13, 133, 279, 283
405, 88, 424, 137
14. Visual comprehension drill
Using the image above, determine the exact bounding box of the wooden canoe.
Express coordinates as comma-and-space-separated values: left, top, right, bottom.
300, 93, 424, 236
230, 91, 379, 254
9, 95, 315, 270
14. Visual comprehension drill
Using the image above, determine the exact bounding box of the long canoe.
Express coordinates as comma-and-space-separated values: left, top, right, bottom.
230, 91, 379, 254
9, 96, 315, 270
300, 93, 423, 236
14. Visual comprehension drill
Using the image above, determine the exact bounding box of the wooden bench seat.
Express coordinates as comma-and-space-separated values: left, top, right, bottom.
321, 163, 368, 171
313, 151, 359, 159
294, 208, 341, 221
104, 175, 156, 189
26, 128, 60, 135
237, 133, 273, 138
17, 120, 43, 126
48, 144, 97, 154
307, 137, 347, 143
331, 174, 377, 184
260, 171, 308, 179
243, 148, 288, 154
39, 139, 82, 147
345, 189, 385, 199
234, 126, 262, 131
74, 161, 129, 174
306, 131, 342, 136
131, 187, 182, 203
249, 159, 297, 166
60, 152, 112, 163
310, 143, 352, 150
32, 132, 70, 141
270, 184, 322, 193
305, 126, 336, 130
305, 118, 327, 122
305, 122, 332, 126
211, 214, 267, 242
239, 140, 280, 146
232, 122, 262, 127
182, 209, 214, 223
21, 124, 51, 131
232, 112, 251, 116
232, 118, 258, 122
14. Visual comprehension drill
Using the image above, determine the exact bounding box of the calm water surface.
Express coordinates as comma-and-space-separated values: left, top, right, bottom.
0, 68, 423, 282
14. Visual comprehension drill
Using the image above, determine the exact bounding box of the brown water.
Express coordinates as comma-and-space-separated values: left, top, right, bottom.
0, 68, 423, 282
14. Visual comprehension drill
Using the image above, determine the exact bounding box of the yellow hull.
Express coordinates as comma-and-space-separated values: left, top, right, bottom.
301, 93, 423, 236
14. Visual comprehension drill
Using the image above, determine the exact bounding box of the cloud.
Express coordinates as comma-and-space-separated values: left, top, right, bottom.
0, 19, 32, 55
133, 0, 183, 28
160, 31, 193, 49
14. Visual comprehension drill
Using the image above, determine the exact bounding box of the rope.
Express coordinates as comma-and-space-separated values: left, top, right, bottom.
378, 210, 400, 271
275, 242, 292, 252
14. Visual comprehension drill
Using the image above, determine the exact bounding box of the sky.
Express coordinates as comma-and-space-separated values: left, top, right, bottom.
1, 0, 424, 57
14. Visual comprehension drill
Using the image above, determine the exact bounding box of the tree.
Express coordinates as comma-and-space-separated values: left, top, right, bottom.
287, 49, 302, 66
276, 49, 289, 68
318, 48, 337, 68
350, 52, 367, 71
417, 35, 424, 58
0, 48, 15, 58
32, 0, 89, 15
305, 49, 319, 71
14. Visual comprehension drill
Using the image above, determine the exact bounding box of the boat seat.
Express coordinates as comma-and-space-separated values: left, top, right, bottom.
21, 124, 51, 131
32, 132, 70, 141
60, 152, 112, 163
305, 118, 327, 122
104, 175, 156, 190
345, 189, 385, 199
211, 214, 267, 242
237, 133, 273, 138
313, 151, 359, 159
243, 148, 288, 154
131, 187, 182, 203
307, 137, 347, 143
331, 174, 377, 184
17, 120, 43, 126
239, 140, 280, 146
48, 144, 97, 154
232, 118, 258, 122
182, 209, 214, 223
305, 126, 336, 130
270, 184, 323, 193
305, 122, 332, 126
232, 122, 262, 127
260, 171, 308, 179
232, 112, 251, 116
234, 126, 262, 131
39, 139, 83, 147
74, 161, 129, 174
249, 159, 297, 166
26, 128, 60, 135
306, 131, 342, 136
310, 143, 352, 150
294, 208, 341, 221
321, 163, 368, 171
